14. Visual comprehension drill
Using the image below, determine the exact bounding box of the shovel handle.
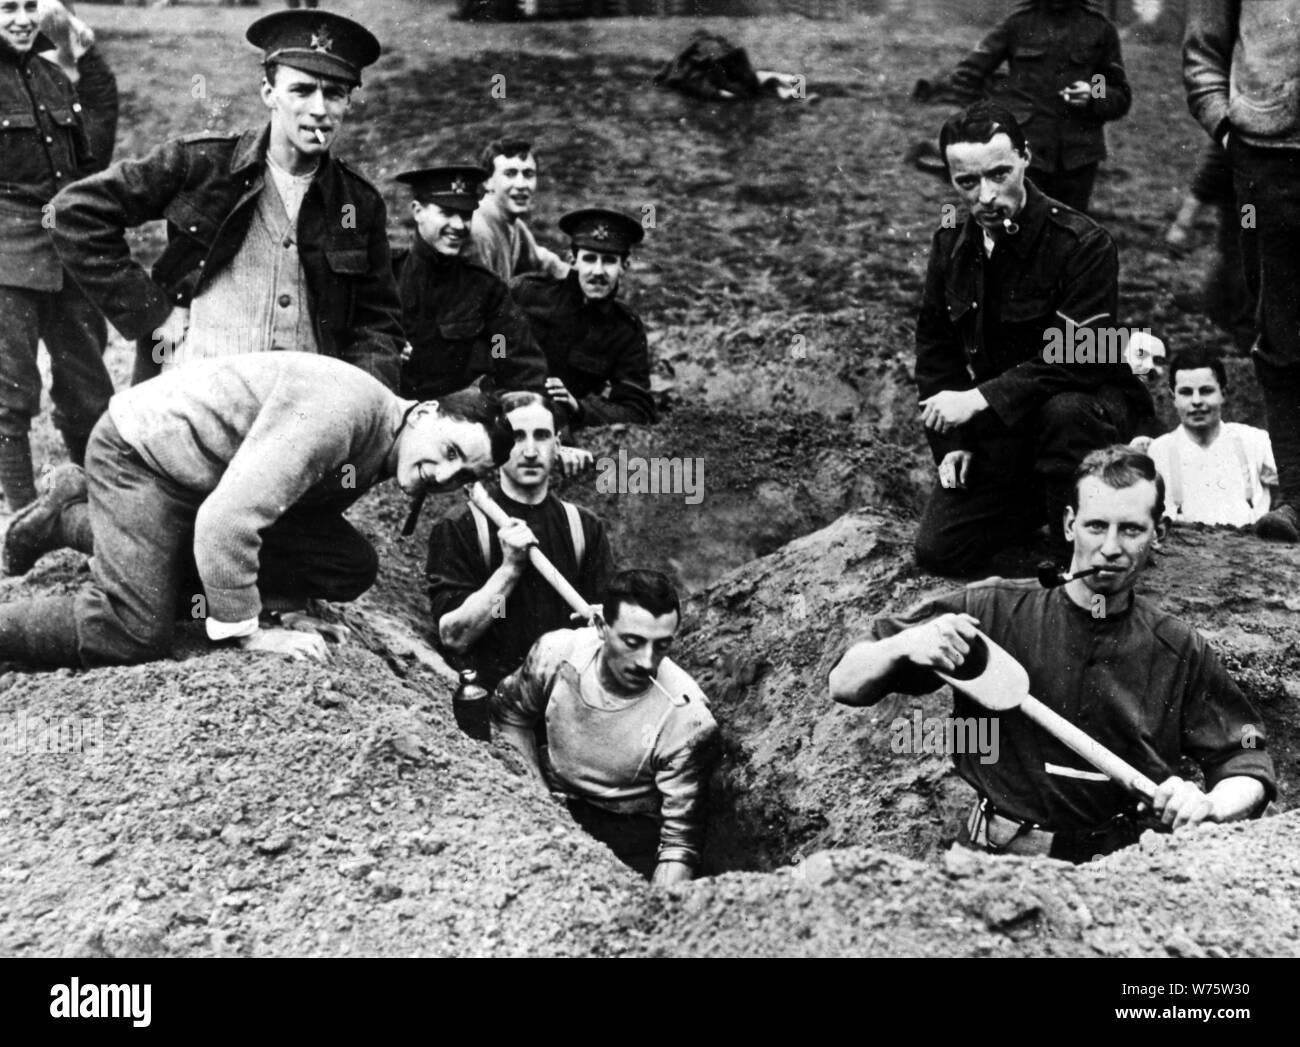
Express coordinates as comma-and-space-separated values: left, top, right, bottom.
1020, 695, 1158, 802
466, 483, 600, 623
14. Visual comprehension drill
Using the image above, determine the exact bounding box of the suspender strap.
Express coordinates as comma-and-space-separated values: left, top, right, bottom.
467, 498, 586, 570
1227, 430, 1254, 508
1166, 441, 1184, 515
467, 501, 492, 569
561, 500, 586, 570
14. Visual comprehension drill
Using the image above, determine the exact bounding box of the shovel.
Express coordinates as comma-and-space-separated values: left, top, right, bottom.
933, 628, 1157, 803
465, 482, 602, 625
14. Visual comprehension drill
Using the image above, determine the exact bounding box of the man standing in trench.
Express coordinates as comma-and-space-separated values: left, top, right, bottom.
830, 446, 1274, 862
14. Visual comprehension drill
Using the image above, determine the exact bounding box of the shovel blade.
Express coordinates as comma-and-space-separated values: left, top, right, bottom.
933, 629, 1030, 711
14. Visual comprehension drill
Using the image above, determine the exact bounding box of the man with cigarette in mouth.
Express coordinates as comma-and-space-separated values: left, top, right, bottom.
511, 207, 656, 430
831, 446, 1275, 863
913, 100, 1153, 576
45, 10, 403, 388
0, 352, 511, 669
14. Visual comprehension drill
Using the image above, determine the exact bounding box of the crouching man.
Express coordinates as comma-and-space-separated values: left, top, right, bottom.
830, 446, 1275, 862
491, 569, 719, 884
0, 352, 510, 668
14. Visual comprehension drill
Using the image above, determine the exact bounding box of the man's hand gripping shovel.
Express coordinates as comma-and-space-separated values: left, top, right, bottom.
463, 482, 604, 628
934, 629, 1158, 805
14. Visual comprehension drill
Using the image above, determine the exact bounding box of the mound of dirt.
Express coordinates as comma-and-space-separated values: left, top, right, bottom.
4, 505, 1298, 958
677, 511, 1300, 875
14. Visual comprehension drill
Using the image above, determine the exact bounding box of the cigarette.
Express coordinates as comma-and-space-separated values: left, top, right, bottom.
1035, 562, 1108, 588
313, 128, 327, 145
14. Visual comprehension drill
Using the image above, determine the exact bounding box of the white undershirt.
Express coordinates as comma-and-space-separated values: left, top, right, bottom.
265, 152, 318, 225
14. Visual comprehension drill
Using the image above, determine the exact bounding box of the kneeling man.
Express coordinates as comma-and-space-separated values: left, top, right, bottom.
492, 570, 719, 884
831, 446, 1274, 862
0, 352, 509, 668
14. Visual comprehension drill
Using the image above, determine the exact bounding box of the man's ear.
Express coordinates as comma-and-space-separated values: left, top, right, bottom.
260, 78, 275, 109
1062, 504, 1077, 542
1154, 516, 1169, 545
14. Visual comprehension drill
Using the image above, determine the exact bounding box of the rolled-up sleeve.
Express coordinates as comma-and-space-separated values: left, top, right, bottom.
653, 715, 720, 867
1184, 643, 1277, 804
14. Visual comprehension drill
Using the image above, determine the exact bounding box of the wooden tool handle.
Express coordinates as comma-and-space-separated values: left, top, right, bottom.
1020, 696, 1158, 802
466, 483, 598, 621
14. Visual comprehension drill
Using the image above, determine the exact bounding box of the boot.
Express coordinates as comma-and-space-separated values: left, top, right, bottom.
2, 463, 87, 575
0, 432, 37, 512
0, 597, 81, 668
1256, 505, 1299, 543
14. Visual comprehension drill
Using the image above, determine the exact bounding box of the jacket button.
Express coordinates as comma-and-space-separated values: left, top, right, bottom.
54, 170, 62, 178
189, 225, 198, 232
45, 136, 54, 144
38, 105, 45, 111
1, 120, 7, 126
197, 260, 205, 268
971, 302, 978, 310
278, 294, 292, 308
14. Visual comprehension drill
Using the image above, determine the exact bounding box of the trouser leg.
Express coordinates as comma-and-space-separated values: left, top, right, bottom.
1031, 163, 1099, 213
1231, 139, 1300, 505
0, 286, 44, 509
72, 416, 197, 667
39, 279, 112, 467
914, 425, 1040, 576
255, 507, 379, 605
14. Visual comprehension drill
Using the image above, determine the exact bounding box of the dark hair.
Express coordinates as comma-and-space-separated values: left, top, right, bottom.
479, 138, 535, 178
1167, 347, 1228, 393
262, 61, 353, 92
431, 389, 514, 466
938, 101, 1029, 167
603, 570, 681, 628
499, 390, 558, 425
1068, 446, 1166, 524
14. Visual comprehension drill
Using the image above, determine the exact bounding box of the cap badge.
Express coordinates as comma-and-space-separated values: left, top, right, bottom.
450, 178, 468, 195
591, 223, 611, 241
310, 27, 335, 54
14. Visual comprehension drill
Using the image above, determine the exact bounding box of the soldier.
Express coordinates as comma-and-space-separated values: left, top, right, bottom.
912, 100, 1152, 575
492, 569, 719, 885
427, 390, 615, 696
0, 352, 511, 669
945, 0, 1132, 213
511, 208, 656, 430
832, 446, 1275, 862
393, 164, 548, 401
47, 10, 404, 388
0, 0, 114, 510
466, 137, 569, 283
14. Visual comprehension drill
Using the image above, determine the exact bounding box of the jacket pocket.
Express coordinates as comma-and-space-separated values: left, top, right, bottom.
163, 194, 220, 243
0, 110, 38, 131
324, 246, 369, 275
438, 317, 483, 341
944, 287, 975, 324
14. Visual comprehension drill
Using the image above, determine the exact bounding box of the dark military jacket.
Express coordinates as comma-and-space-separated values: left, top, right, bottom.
49, 124, 404, 389
510, 270, 656, 428
951, 3, 1132, 172
396, 236, 547, 400
1, 33, 94, 290
914, 182, 1153, 460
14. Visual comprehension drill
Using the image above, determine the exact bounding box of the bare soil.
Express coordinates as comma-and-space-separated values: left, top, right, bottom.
3, 0, 1297, 957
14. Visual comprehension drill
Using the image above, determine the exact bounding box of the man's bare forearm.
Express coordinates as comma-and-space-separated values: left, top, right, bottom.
496, 722, 546, 787
828, 632, 913, 706
438, 563, 525, 651
1208, 776, 1267, 823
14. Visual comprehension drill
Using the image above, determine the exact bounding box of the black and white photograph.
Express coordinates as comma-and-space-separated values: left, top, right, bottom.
0, 0, 1296, 1011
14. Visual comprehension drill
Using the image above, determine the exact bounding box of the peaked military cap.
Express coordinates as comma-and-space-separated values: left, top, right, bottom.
246, 11, 381, 88
395, 165, 488, 211
559, 208, 645, 254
